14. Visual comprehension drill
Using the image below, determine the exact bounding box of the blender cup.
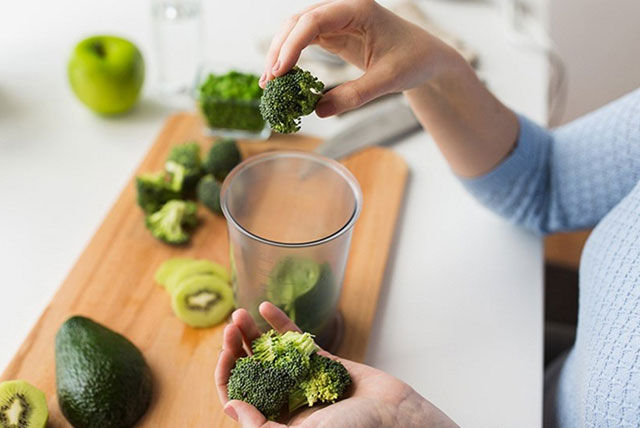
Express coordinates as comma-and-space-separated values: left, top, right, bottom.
221, 151, 362, 349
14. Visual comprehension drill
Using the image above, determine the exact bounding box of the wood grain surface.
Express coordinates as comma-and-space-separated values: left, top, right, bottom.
1, 113, 408, 427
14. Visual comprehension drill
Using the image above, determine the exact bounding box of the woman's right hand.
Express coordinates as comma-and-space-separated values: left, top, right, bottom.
260, 0, 519, 178
259, 0, 458, 117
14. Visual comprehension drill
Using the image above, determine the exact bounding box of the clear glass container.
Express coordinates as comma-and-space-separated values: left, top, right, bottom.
151, 0, 203, 96
221, 152, 362, 347
193, 64, 270, 140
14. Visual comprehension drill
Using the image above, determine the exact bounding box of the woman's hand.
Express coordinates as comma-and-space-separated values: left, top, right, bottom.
215, 302, 458, 428
261, 0, 519, 178
259, 0, 455, 117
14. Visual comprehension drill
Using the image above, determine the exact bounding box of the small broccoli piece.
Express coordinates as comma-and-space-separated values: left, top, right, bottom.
260, 66, 324, 133
135, 171, 183, 214
251, 330, 318, 382
203, 138, 241, 181
166, 142, 203, 192
144, 200, 198, 245
196, 174, 222, 215
227, 356, 296, 420
288, 353, 352, 413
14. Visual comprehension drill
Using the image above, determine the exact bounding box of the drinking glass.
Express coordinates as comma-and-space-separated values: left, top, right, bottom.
151, 0, 203, 96
221, 152, 362, 349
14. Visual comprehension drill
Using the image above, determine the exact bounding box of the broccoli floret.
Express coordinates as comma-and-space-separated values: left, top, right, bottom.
227, 356, 296, 420
288, 353, 352, 413
203, 138, 241, 181
135, 171, 183, 214
167, 142, 203, 192
226, 330, 350, 420
260, 66, 324, 133
196, 174, 222, 215
144, 200, 198, 245
251, 330, 318, 382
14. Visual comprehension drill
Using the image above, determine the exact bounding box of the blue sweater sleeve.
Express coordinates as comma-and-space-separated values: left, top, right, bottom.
460, 89, 640, 235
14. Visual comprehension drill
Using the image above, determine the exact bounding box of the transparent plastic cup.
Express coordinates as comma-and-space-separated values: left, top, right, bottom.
221, 151, 362, 349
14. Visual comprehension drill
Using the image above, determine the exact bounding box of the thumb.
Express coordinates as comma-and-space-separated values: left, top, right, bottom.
316, 67, 394, 117
225, 400, 286, 428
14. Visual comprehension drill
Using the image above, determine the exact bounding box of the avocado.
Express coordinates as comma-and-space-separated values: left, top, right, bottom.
55, 316, 152, 428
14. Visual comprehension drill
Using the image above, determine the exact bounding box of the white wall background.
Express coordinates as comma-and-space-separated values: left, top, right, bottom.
549, 0, 640, 123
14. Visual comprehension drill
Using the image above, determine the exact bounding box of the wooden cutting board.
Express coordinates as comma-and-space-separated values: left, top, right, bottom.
1, 113, 408, 427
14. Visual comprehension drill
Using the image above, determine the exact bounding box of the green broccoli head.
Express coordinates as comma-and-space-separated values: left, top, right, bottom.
167, 142, 203, 191
260, 66, 324, 134
144, 200, 198, 245
251, 330, 318, 382
288, 353, 352, 413
226, 330, 350, 419
227, 356, 296, 420
196, 174, 222, 215
203, 138, 242, 181
135, 171, 183, 214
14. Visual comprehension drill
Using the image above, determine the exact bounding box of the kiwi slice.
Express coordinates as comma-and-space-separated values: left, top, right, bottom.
0, 380, 48, 428
164, 259, 231, 294
171, 274, 234, 327
154, 257, 193, 286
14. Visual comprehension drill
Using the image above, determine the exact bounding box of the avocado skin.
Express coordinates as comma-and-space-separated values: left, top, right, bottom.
55, 316, 153, 428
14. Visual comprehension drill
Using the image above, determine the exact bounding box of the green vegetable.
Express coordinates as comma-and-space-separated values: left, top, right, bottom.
166, 142, 203, 193
203, 138, 242, 181
227, 330, 350, 420
251, 330, 318, 382
260, 66, 324, 133
135, 169, 183, 214
197, 174, 223, 214
198, 71, 265, 132
227, 357, 296, 420
267, 257, 320, 319
55, 316, 152, 428
288, 353, 352, 412
267, 258, 336, 333
144, 200, 198, 245
288, 263, 337, 333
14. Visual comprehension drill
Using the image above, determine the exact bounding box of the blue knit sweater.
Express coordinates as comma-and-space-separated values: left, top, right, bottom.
461, 89, 640, 427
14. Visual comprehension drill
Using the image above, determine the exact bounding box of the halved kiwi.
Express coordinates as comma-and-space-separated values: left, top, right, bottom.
164, 259, 231, 294
0, 380, 48, 428
171, 274, 234, 327
154, 258, 193, 286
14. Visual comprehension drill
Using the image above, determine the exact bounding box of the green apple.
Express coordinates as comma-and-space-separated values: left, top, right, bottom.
68, 35, 145, 115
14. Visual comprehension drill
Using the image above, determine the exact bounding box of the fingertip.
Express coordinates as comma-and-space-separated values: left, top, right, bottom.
226, 400, 268, 426
258, 301, 275, 312
231, 308, 247, 324
223, 402, 238, 421
315, 99, 336, 117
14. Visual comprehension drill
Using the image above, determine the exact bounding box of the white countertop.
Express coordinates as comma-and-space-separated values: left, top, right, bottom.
0, 1, 546, 427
